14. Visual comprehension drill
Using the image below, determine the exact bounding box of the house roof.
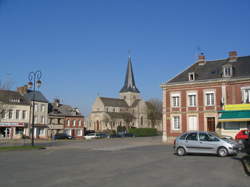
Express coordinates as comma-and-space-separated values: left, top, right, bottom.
49, 103, 83, 117
0, 90, 30, 105
24, 90, 49, 103
167, 56, 250, 84
99, 97, 128, 107
120, 56, 140, 93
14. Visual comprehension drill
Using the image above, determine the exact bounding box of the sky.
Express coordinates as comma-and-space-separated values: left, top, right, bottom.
0, 0, 250, 116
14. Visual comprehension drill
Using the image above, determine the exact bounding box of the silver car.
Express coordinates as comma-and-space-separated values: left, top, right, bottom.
174, 131, 240, 157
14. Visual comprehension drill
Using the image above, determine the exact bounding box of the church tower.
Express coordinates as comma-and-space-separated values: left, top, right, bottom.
120, 56, 140, 106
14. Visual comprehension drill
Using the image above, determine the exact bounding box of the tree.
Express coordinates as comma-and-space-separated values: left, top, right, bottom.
0, 78, 13, 122
146, 98, 162, 128
123, 113, 134, 130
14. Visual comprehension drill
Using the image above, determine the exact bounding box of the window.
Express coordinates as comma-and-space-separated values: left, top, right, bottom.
9, 110, 13, 119
188, 116, 198, 130
1, 110, 5, 119
41, 104, 45, 112
16, 127, 23, 135
180, 133, 188, 140
188, 72, 196, 81
172, 116, 180, 130
22, 111, 26, 119
78, 120, 81, 126
141, 116, 143, 126
173, 96, 179, 107
39, 128, 45, 136
34, 104, 38, 112
73, 120, 76, 126
76, 129, 82, 136
41, 116, 45, 124
16, 110, 20, 119
65, 129, 71, 135
223, 65, 233, 77
188, 94, 196, 107
199, 133, 219, 141
171, 93, 180, 107
186, 132, 198, 141
34, 116, 38, 123
67, 120, 70, 126
242, 87, 250, 103
206, 92, 215, 106
224, 122, 240, 130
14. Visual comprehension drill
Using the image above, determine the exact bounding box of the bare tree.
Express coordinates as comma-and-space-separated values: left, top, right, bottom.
0, 78, 13, 122
123, 113, 134, 130
146, 98, 162, 128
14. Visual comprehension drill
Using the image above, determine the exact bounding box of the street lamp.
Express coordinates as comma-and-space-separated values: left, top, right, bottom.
28, 70, 42, 146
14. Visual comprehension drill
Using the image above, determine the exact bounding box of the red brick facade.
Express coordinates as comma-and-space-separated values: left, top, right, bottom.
64, 116, 84, 138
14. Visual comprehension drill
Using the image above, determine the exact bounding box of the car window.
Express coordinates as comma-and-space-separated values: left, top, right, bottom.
199, 133, 210, 141
207, 134, 220, 141
243, 131, 248, 135
186, 133, 198, 141
179, 133, 188, 140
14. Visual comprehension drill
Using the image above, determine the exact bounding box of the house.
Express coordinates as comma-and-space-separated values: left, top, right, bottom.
89, 56, 162, 132
161, 51, 250, 142
48, 99, 84, 138
17, 86, 49, 139
0, 90, 30, 139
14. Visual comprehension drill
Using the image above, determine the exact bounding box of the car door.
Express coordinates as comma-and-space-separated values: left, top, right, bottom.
198, 132, 220, 154
184, 132, 200, 153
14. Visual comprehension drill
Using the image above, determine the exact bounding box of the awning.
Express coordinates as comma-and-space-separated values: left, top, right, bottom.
218, 110, 250, 122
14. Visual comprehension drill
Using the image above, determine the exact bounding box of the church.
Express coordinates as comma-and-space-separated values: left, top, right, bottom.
89, 56, 156, 132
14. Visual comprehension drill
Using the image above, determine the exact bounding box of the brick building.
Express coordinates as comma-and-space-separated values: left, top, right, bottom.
49, 99, 84, 138
161, 51, 250, 142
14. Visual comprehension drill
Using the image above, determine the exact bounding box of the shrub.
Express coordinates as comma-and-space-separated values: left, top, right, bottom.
128, 128, 158, 137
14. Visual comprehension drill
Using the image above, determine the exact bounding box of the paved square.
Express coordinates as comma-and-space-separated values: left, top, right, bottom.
0, 137, 249, 187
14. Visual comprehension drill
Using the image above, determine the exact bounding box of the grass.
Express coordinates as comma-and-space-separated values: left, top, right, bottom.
0, 145, 45, 151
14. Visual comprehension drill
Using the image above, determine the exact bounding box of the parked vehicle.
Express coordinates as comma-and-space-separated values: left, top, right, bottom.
54, 133, 73, 140
84, 130, 95, 136
84, 133, 98, 140
174, 131, 240, 157
235, 130, 250, 144
96, 133, 109, 138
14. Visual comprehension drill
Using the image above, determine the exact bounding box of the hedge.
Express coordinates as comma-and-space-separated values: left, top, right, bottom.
128, 128, 158, 137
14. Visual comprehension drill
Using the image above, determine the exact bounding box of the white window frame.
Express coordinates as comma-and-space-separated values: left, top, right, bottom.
188, 72, 196, 81
78, 120, 81, 126
171, 115, 181, 130
34, 116, 38, 123
41, 104, 45, 112
223, 65, 233, 77
73, 120, 76, 126
188, 115, 198, 131
76, 129, 82, 136
67, 120, 70, 126
205, 91, 215, 106
22, 110, 26, 120
34, 104, 38, 112
171, 93, 181, 107
187, 92, 197, 107
241, 86, 250, 103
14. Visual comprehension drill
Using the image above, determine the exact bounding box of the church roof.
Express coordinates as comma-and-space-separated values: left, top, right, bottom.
99, 97, 128, 107
107, 112, 134, 120
120, 56, 140, 93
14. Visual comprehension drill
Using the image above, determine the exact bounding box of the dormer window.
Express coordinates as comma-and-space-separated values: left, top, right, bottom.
188, 72, 196, 81
223, 65, 233, 77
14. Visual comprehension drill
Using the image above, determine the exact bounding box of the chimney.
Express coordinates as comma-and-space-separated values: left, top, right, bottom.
228, 51, 237, 62
17, 85, 28, 95
197, 53, 206, 65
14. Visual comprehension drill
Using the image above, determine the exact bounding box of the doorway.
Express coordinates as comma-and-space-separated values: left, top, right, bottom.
207, 117, 215, 132
0, 127, 11, 138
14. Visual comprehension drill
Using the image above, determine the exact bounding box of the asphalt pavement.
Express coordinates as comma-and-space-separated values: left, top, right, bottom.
0, 137, 249, 187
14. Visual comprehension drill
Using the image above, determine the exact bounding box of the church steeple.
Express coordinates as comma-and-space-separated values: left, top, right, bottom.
120, 56, 140, 93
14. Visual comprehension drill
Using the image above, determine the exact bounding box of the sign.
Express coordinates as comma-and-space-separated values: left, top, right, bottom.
0, 122, 25, 127
225, 104, 250, 111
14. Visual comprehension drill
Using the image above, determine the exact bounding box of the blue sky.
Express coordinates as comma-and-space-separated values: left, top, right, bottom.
0, 0, 250, 115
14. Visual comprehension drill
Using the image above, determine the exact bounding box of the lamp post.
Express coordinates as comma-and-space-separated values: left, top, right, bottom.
28, 71, 42, 146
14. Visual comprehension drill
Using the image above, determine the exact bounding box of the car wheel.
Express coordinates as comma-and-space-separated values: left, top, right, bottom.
177, 147, 186, 156
218, 147, 228, 157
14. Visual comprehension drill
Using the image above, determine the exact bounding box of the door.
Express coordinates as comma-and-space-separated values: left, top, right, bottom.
188, 116, 198, 131
207, 117, 215, 132
184, 132, 200, 153
198, 132, 219, 154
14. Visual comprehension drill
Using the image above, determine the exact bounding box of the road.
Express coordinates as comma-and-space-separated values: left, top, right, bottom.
0, 137, 249, 187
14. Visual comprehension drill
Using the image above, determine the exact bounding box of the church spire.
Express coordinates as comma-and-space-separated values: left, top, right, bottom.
120, 56, 140, 93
